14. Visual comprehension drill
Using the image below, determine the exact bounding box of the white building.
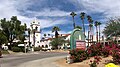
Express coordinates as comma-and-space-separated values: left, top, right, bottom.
39, 34, 71, 49
30, 19, 41, 47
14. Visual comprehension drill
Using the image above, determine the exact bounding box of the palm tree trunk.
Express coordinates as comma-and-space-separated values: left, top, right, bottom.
92, 26, 94, 44
55, 31, 59, 38
96, 26, 98, 42
88, 31, 90, 47
99, 25, 100, 42
73, 17, 75, 29
90, 27, 92, 44
82, 20, 85, 39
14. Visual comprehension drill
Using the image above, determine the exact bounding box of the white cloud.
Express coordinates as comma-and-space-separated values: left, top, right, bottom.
0, 0, 18, 19
38, 18, 71, 29
26, 8, 71, 17
70, 0, 120, 18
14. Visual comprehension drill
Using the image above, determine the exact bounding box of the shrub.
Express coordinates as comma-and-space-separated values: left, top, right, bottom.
18, 46, 28, 53
89, 56, 102, 67
87, 43, 103, 57
101, 46, 110, 57
11, 47, 21, 52
112, 48, 120, 64
34, 47, 42, 51
69, 49, 88, 62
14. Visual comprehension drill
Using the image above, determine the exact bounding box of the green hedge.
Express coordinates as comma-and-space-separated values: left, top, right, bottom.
34, 47, 42, 51
11, 47, 21, 52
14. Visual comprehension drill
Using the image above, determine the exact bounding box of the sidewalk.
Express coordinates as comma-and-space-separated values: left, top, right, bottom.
17, 56, 66, 67
2, 50, 69, 57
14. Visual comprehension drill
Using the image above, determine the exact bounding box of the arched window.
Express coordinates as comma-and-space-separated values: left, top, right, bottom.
42, 45, 44, 47
45, 45, 48, 48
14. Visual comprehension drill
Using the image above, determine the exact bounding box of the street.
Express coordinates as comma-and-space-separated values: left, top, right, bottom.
0, 51, 68, 67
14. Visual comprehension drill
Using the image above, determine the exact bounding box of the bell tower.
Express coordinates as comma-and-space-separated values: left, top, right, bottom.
30, 18, 41, 48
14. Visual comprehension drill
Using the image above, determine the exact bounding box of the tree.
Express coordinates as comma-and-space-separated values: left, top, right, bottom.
98, 22, 101, 42
50, 37, 66, 49
80, 12, 86, 37
87, 15, 94, 46
70, 12, 77, 29
103, 18, 120, 43
52, 26, 60, 38
0, 30, 7, 55
0, 16, 26, 47
94, 21, 99, 42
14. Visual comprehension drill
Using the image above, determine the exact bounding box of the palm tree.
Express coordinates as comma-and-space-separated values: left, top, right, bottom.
80, 12, 86, 37
89, 23, 93, 43
98, 22, 101, 42
52, 26, 60, 38
87, 15, 93, 45
70, 12, 77, 29
94, 21, 99, 42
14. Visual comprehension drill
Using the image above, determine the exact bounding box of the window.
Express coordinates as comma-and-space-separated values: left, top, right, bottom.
37, 41, 39, 43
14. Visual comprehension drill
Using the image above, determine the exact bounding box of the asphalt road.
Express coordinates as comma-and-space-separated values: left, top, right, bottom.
0, 51, 68, 67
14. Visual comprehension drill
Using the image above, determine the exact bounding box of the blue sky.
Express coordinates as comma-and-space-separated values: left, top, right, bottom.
0, 0, 120, 36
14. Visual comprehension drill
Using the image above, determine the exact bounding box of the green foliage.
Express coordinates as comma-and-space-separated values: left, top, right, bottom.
103, 18, 120, 37
11, 46, 28, 52
70, 12, 77, 17
0, 30, 7, 45
52, 26, 60, 38
0, 16, 27, 45
50, 37, 66, 49
11, 47, 21, 52
34, 47, 42, 51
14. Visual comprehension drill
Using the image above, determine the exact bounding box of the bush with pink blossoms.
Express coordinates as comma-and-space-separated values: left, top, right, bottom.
69, 49, 88, 62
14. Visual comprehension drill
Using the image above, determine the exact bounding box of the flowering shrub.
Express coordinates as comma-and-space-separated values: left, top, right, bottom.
87, 43, 103, 57
112, 50, 120, 64
69, 49, 88, 62
89, 56, 102, 67
101, 45, 110, 57
69, 43, 120, 64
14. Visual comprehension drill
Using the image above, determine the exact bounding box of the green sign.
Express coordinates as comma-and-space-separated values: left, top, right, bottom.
70, 28, 85, 50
